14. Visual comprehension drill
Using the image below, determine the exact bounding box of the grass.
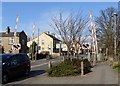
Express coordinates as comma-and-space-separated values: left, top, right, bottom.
112, 62, 120, 73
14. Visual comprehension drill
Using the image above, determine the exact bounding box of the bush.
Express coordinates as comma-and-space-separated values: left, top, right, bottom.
112, 63, 120, 73
48, 61, 77, 77
47, 58, 91, 77
40, 51, 50, 55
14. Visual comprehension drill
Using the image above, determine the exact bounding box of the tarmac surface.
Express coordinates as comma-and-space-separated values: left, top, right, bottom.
6, 62, 118, 85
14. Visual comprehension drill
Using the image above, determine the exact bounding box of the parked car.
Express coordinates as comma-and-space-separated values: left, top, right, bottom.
1, 53, 31, 83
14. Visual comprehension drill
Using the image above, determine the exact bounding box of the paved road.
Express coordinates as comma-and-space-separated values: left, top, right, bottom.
6, 62, 118, 85
4, 57, 63, 85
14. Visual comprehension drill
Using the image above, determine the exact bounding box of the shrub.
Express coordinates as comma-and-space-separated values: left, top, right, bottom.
47, 58, 91, 77
40, 51, 50, 55
112, 63, 120, 73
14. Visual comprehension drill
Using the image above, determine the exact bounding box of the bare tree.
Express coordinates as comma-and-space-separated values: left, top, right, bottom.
95, 7, 118, 56
50, 11, 88, 57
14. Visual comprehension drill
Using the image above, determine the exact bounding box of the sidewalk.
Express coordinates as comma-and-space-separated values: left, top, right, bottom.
16, 62, 118, 84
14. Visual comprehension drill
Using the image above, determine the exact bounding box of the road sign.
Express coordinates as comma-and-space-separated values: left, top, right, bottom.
82, 42, 91, 49
12, 44, 21, 50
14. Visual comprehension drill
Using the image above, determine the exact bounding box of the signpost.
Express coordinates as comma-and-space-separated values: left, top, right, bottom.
12, 44, 21, 51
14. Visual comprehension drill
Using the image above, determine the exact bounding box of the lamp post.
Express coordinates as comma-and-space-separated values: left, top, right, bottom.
113, 13, 118, 61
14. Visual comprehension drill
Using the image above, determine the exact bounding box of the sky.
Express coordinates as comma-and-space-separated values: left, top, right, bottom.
1, 2, 118, 39
1, 0, 119, 2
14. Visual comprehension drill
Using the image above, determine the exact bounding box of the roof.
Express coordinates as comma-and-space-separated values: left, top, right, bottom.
0, 31, 25, 37
45, 33, 61, 41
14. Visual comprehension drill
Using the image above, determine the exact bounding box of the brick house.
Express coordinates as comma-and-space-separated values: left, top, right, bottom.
0, 26, 27, 53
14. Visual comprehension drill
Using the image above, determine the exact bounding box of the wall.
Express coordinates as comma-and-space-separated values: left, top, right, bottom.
27, 33, 53, 54
19, 31, 27, 53
2, 37, 19, 53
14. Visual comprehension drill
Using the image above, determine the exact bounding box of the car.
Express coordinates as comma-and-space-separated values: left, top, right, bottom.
1, 53, 31, 84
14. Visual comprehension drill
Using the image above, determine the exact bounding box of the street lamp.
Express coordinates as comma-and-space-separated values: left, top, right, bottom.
113, 13, 118, 61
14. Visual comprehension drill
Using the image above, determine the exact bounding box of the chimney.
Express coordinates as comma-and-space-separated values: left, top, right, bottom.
51, 33, 55, 37
44, 31, 49, 34
6, 26, 10, 34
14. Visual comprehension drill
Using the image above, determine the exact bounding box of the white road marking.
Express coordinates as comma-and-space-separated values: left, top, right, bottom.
31, 59, 46, 63
31, 60, 63, 68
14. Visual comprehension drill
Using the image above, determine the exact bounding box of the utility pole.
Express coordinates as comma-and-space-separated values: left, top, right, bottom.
38, 28, 40, 53
32, 23, 35, 61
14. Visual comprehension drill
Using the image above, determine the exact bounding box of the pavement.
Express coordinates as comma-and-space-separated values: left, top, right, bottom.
6, 62, 118, 85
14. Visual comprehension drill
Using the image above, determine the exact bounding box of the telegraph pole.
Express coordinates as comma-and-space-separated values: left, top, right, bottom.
32, 23, 35, 61
37, 28, 40, 53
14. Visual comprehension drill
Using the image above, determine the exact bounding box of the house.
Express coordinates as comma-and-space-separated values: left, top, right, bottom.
0, 26, 27, 53
27, 31, 61, 55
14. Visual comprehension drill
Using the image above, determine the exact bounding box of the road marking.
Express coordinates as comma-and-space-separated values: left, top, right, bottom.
31, 59, 46, 63
31, 60, 63, 68
31, 63, 48, 68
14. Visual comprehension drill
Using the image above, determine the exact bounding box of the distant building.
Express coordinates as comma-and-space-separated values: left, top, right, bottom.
0, 26, 27, 53
27, 31, 61, 55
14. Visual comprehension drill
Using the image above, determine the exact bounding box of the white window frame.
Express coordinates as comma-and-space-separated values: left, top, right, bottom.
9, 37, 14, 44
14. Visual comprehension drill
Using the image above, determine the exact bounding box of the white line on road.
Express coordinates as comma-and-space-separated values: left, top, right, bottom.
31, 59, 46, 63
31, 60, 63, 68
31, 63, 48, 68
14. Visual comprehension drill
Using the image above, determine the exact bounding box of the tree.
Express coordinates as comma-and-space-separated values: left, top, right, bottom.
29, 41, 37, 60
95, 7, 118, 56
50, 11, 88, 56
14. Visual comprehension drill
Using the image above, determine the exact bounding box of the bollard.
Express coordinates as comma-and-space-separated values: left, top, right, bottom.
59, 56, 61, 62
81, 61, 84, 76
63, 56, 65, 61
48, 61, 52, 68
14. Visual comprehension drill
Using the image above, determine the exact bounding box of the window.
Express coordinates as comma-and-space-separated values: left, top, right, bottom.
38, 46, 41, 50
41, 40, 44, 45
15, 55, 25, 63
10, 57, 18, 66
9, 37, 14, 44
42, 47, 44, 50
0, 38, 1, 44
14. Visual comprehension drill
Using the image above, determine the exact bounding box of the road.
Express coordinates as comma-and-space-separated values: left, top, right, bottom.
4, 57, 119, 85
4, 56, 63, 85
